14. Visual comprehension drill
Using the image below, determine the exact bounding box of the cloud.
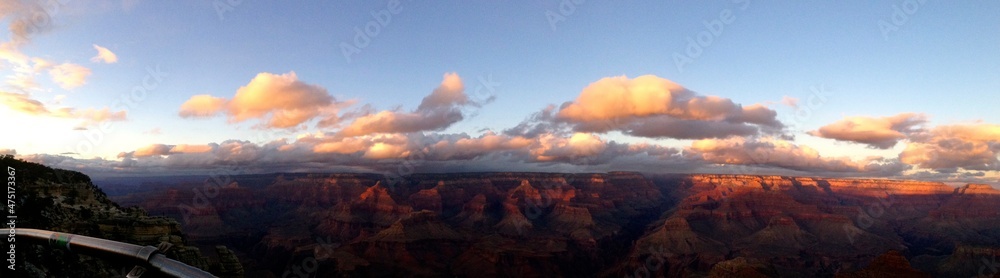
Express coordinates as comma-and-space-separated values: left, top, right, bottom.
899, 124, 1000, 171
178, 95, 227, 118
686, 136, 910, 175
417, 72, 467, 111
0, 91, 47, 114
132, 144, 172, 157
619, 115, 759, 139
312, 136, 372, 154
1, 50, 56, 92
143, 127, 162, 135
529, 133, 606, 162
0, 91, 126, 127
178, 72, 350, 129
90, 44, 118, 63
338, 73, 482, 136
809, 113, 927, 149
511, 75, 783, 139
89, 130, 688, 178
73, 108, 128, 126
49, 63, 92, 90
424, 131, 534, 160
780, 96, 799, 108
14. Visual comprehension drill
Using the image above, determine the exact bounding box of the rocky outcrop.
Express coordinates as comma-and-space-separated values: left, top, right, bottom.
494, 196, 534, 236
835, 250, 930, 278
448, 193, 490, 228
3, 156, 242, 278
707, 257, 779, 278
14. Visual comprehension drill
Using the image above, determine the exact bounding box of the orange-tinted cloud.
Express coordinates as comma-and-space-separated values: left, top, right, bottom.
132, 144, 172, 157
312, 136, 371, 154
106, 130, 687, 176
49, 62, 91, 90
178, 72, 349, 129
178, 95, 226, 118
899, 124, 1000, 171
530, 133, 606, 162
338, 73, 480, 136
514, 75, 783, 139
686, 137, 909, 174
0, 91, 126, 128
808, 113, 926, 149
170, 144, 214, 154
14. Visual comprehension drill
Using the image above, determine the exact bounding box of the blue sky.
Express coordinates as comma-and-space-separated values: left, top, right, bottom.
1, 1, 999, 183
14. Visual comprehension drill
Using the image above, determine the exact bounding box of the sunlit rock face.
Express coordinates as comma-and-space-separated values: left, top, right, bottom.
108, 172, 1000, 277
615, 174, 1000, 277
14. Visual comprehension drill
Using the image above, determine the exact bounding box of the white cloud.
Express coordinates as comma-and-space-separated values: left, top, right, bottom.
90, 44, 119, 63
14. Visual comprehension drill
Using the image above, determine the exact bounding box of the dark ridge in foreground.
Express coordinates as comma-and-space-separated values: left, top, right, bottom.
1, 155, 244, 278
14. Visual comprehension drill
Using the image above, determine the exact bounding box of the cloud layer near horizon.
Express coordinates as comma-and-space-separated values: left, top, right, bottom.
10, 72, 1000, 185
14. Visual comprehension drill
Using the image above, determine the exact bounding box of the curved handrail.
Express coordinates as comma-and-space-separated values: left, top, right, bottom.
16, 228, 217, 278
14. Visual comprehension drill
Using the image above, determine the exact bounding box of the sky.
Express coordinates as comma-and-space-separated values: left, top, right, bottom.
1, 0, 999, 184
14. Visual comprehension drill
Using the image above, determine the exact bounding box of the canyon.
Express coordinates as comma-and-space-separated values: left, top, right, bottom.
103, 171, 1000, 277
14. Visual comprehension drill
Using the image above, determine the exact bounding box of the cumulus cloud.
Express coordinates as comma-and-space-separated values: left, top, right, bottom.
0, 91, 126, 128
809, 113, 927, 149
511, 75, 783, 139
899, 124, 1000, 171
90, 44, 118, 63
338, 73, 482, 136
178, 72, 350, 129
49, 62, 92, 90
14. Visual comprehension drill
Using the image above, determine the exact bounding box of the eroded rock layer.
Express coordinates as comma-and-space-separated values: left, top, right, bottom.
107, 172, 1000, 277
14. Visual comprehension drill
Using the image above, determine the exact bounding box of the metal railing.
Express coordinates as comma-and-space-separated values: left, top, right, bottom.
16, 228, 217, 278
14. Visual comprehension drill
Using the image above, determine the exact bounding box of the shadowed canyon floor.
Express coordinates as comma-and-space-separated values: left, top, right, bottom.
100, 172, 1000, 277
